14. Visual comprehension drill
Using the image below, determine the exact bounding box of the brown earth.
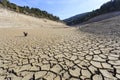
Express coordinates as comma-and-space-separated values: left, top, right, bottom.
0, 8, 120, 80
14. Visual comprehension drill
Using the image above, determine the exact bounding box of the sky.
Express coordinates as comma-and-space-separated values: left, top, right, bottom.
9, 0, 110, 20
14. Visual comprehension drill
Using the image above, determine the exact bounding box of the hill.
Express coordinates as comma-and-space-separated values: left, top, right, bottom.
78, 11, 120, 25
63, 12, 89, 25
0, 8, 65, 28
64, 0, 120, 25
0, 0, 60, 21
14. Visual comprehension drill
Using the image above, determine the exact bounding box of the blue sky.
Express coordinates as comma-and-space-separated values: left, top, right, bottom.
9, 0, 110, 20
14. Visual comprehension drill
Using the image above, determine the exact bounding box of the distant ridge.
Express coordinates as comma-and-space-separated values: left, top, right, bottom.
63, 12, 89, 25
64, 0, 120, 26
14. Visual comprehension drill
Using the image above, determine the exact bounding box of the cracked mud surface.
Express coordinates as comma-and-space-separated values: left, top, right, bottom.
0, 26, 120, 80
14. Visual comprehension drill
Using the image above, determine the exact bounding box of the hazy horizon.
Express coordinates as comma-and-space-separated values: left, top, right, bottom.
9, 0, 110, 20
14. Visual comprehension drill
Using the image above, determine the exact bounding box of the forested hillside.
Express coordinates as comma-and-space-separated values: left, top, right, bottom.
63, 12, 90, 25
0, 0, 60, 21
64, 0, 120, 25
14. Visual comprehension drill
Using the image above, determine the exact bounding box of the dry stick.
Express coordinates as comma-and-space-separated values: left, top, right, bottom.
23, 32, 28, 37
33, 74, 35, 80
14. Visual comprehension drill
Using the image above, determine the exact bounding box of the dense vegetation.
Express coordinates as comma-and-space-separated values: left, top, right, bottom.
0, 0, 60, 21
64, 0, 120, 25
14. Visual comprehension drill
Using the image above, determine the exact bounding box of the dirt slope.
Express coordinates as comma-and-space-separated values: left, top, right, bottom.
0, 8, 65, 28
80, 15, 120, 36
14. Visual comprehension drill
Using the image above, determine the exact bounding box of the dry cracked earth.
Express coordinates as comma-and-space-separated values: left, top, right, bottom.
0, 25, 120, 80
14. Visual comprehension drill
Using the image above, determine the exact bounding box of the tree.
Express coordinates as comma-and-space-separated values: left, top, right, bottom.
15, 6, 19, 12
1, 0, 8, 7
